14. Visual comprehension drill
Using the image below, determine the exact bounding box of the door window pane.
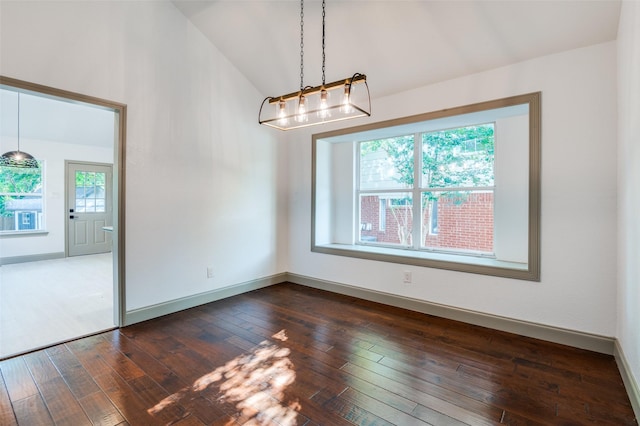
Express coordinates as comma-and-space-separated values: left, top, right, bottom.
75, 171, 106, 213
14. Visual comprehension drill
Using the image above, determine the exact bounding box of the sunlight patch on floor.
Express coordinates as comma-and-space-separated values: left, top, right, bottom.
148, 329, 300, 425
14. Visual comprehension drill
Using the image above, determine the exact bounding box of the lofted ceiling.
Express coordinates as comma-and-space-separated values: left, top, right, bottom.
172, 0, 622, 99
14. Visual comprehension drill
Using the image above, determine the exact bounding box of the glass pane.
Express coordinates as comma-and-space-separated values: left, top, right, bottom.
85, 199, 96, 212
421, 191, 494, 253
75, 171, 107, 213
360, 192, 413, 246
0, 195, 43, 231
360, 135, 414, 190
422, 124, 494, 188
0, 166, 42, 193
75, 171, 85, 186
95, 185, 106, 199
76, 171, 86, 200
86, 172, 96, 187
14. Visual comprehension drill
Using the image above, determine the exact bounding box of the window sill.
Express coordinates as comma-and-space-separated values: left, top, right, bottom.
0, 230, 49, 238
312, 243, 537, 281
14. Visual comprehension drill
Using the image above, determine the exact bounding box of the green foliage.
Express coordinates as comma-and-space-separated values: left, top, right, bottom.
0, 165, 41, 193
423, 124, 494, 189
75, 171, 105, 187
362, 124, 494, 190
361, 135, 414, 187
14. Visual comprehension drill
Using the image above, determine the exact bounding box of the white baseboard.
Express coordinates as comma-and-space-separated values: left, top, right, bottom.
123, 273, 287, 326
0, 252, 65, 265
285, 272, 615, 355
615, 340, 640, 421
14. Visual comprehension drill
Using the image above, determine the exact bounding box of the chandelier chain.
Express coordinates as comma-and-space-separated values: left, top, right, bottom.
322, 0, 326, 85
300, 0, 304, 90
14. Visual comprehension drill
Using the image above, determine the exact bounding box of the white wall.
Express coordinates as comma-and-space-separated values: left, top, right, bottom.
0, 138, 113, 258
0, 1, 286, 311
0, 0, 625, 349
288, 41, 618, 337
617, 0, 640, 395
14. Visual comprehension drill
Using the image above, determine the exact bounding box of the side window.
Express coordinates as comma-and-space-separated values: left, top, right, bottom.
0, 164, 43, 232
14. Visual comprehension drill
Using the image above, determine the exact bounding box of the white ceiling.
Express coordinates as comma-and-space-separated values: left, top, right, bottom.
0, 89, 115, 149
172, 0, 622, 99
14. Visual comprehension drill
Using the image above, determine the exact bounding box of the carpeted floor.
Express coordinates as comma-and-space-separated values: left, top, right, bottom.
0, 253, 114, 359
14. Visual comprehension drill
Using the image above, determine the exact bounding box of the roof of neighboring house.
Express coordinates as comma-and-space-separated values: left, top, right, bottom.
5, 198, 42, 211
76, 186, 104, 199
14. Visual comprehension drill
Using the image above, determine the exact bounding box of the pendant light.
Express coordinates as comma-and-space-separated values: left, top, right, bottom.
259, 0, 371, 131
1, 93, 39, 168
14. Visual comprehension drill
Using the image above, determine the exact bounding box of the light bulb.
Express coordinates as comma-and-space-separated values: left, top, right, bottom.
341, 85, 352, 113
296, 95, 307, 122
318, 89, 330, 119
278, 100, 288, 126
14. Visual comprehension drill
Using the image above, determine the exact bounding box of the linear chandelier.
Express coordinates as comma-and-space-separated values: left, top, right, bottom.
0, 92, 39, 168
259, 0, 371, 131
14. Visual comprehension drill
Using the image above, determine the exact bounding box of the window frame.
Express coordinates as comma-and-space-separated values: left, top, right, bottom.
311, 92, 541, 281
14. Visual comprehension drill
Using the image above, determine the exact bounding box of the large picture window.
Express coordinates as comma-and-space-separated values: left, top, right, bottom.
312, 93, 540, 281
358, 124, 495, 255
0, 163, 44, 232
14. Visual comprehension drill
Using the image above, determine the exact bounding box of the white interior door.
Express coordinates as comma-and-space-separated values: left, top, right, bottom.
67, 162, 113, 257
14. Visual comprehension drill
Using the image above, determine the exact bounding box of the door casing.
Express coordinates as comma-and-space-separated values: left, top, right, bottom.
0, 75, 127, 328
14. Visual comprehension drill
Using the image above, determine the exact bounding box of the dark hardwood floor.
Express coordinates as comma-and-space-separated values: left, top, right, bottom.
0, 282, 636, 425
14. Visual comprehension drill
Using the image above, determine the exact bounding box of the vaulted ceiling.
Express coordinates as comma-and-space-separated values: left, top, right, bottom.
172, 0, 621, 99
1, 1, 622, 150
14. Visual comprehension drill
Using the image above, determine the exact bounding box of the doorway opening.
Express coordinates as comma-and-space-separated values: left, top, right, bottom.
0, 76, 126, 359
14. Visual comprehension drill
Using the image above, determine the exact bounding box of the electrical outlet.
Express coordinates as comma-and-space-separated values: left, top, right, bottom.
207, 267, 214, 279
403, 271, 412, 284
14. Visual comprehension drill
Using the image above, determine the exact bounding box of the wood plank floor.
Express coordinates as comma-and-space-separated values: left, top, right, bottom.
0, 282, 636, 425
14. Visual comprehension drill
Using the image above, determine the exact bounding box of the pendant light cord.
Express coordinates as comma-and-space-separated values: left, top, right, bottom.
17, 93, 21, 152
